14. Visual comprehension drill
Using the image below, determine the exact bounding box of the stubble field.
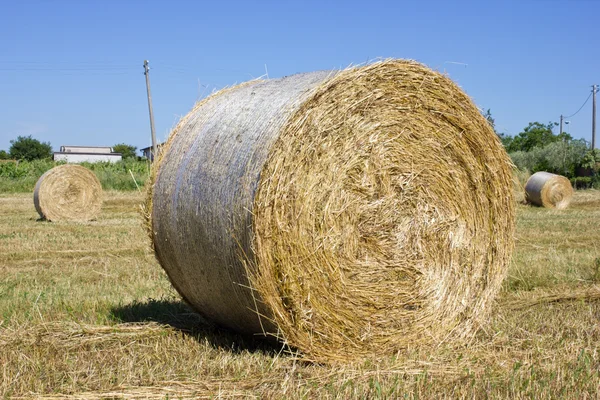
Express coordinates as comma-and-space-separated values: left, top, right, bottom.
1, 190, 599, 399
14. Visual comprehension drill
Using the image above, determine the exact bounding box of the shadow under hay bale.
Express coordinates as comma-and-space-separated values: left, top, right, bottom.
145, 59, 516, 362
34, 164, 103, 221
524, 171, 574, 209
110, 299, 279, 355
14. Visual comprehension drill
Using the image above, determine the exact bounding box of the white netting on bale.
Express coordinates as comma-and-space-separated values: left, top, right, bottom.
525, 171, 573, 209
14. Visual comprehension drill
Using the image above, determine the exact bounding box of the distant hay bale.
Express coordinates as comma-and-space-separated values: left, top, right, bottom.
525, 171, 573, 209
34, 164, 102, 221
146, 59, 515, 362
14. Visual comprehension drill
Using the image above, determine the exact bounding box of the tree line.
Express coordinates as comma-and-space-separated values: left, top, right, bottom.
2, 114, 599, 189
485, 110, 599, 187
0, 136, 140, 161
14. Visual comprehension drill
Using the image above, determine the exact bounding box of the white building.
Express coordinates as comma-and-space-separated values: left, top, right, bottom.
54, 146, 122, 163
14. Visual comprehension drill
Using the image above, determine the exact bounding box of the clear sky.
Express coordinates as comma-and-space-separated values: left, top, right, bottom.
0, 0, 598, 154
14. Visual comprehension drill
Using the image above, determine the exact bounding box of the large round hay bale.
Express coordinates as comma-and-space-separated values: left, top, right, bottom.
525, 171, 573, 209
146, 60, 515, 362
34, 164, 103, 221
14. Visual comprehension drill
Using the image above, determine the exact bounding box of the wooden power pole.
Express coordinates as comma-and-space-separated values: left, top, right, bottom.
593, 84, 597, 150
560, 115, 564, 135
144, 60, 158, 160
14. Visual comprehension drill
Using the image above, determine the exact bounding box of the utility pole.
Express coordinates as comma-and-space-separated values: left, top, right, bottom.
592, 84, 597, 150
144, 60, 158, 161
560, 115, 564, 135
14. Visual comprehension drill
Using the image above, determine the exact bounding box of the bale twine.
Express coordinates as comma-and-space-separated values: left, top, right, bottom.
146, 59, 515, 362
524, 171, 573, 209
34, 164, 103, 221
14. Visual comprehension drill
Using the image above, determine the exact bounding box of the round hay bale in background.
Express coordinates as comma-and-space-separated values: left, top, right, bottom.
146, 59, 515, 362
34, 164, 103, 221
525, 171, 573, 209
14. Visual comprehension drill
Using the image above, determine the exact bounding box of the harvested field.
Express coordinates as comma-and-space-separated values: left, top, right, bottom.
1, 190, 600, 398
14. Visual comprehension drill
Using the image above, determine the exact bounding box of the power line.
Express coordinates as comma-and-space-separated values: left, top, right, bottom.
563, 92, 592, 119
0, 67, 135, 71
0, 61, 136, 70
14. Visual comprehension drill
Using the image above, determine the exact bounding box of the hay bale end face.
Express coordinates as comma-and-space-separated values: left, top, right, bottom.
147, 60, 516, 362
525, 171, 574, 209
34, 164, 103, 221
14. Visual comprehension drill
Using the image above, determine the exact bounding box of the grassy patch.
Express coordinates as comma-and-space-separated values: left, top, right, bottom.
505, 190, 600, 291
0, 159, 150, 192
1, 190, 599, 398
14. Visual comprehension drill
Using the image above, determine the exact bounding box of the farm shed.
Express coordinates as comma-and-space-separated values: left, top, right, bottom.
140, 143, 165, 161
53, 145, 122, 163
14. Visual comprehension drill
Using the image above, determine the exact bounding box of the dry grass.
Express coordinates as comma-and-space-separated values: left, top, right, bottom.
1, 190, 600, 398
505, 189, 600, 291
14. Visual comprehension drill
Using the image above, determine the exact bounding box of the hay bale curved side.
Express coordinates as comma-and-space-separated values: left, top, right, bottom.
149, 72, 334, 334
525, 171, 573, 209
148, 59, 515, 362
34, 164, 103, 221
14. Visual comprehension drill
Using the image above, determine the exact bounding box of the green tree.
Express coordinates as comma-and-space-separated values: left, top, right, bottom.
580, 149, 600, 172
0, 150, 10, 160
509, 139, 588, 178
9, 135, 52, 161
506, 121, 566, 153
113, 143, 138, 159
483, 108, 496, 132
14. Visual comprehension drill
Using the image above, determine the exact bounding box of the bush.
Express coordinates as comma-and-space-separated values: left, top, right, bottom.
0, 161, 29, 179
541, 140, 588, 177
510, 139, 589, 178
580, 149, 600, 172
571, 176, 593, 190
9, 135, 53, 161
112, 143, 138, 160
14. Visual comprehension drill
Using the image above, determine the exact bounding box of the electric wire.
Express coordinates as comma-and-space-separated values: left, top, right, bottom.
563, 92, 592, 119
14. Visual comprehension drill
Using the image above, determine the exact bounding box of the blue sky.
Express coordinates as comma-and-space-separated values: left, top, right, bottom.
0, 0, 598, 153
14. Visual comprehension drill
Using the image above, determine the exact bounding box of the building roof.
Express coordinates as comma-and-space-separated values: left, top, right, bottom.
59, 145, 114, 154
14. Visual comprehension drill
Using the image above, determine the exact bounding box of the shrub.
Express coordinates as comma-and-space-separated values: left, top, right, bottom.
9, 136, 53, 161
510, 139, 589, 179
570, 176, 593, 190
